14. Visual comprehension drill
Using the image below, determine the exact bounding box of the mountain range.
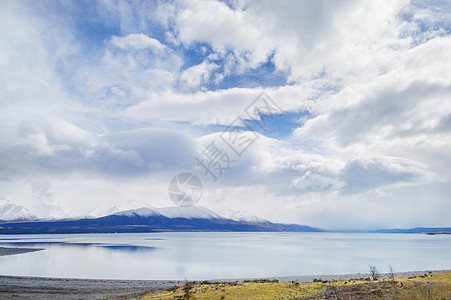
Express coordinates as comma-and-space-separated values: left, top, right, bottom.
0, 203, 320, 234
1, 200, 449, 235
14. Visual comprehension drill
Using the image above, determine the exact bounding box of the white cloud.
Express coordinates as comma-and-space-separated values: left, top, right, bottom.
111, 33, 166, 51
290, 171, 344, 192
180, 61, 219, 89
124, 84, 316, 125
165, 0, 414, 84
0, 115, 198, 180
174, 0, 273, 70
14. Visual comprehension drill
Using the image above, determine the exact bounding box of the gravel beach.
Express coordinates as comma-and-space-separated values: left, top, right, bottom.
0, 276, 186, 300
0, 270, 448, 299
0, 247, 43, 256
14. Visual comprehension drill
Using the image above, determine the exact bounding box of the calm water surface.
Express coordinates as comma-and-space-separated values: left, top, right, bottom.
0, 232, 450, 280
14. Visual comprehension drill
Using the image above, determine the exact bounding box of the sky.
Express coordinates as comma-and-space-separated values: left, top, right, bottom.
0, 0, 450, 229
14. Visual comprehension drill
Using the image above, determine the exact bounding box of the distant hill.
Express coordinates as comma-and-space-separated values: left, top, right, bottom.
373, 227, 451, 234
0, 206, 322, 234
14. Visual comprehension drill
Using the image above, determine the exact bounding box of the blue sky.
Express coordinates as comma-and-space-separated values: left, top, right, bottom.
0, 0, 450, 229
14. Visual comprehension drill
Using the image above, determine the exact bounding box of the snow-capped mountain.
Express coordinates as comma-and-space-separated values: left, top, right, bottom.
96, 205, 222, 219
89, 200, 152, 218
220, 209, 267, 223
0, 203, 322, 234
90, 205, 139, 218
111, 205, 223, 219
0, 200, 37, 221
154, 206, 223, 219
89, 205, 124, 218
114, 207, 162, 217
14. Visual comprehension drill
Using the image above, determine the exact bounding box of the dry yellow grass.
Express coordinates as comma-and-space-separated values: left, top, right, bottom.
138, 271, 451, 300
139, 281, 327, 300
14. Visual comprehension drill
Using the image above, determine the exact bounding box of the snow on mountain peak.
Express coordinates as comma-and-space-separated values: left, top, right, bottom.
220, 209, 267, 223
0, 200, 37, 221
110, 205, 222, 220
113, 207, 161, 217
155, 206, 222, 219
0, 200, 266, 224
89, 200, 152, 218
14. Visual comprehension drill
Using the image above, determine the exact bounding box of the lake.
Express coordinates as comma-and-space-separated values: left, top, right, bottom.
0, 232, 450, 280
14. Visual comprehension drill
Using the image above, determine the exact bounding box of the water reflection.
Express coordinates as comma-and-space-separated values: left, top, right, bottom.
99, 245, 156, 252
0, 240, 156, 252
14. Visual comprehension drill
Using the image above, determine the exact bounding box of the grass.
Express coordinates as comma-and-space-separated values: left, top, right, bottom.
138, 271, 451, 300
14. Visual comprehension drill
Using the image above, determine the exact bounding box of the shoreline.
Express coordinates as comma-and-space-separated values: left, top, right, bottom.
0, 270, 449, 299
216, 269, 451, 283
0, 247, 43, 256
